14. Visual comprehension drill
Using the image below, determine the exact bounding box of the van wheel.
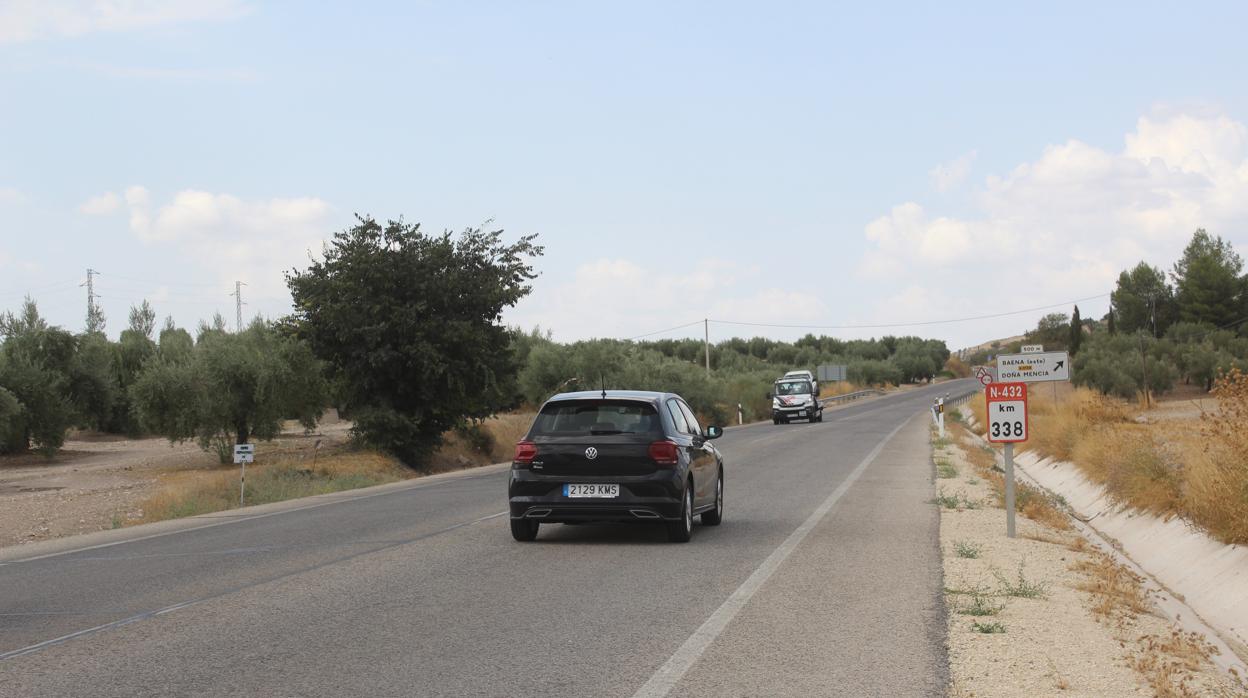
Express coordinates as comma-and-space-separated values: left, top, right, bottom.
667, 485, 693, 543
510, 518, 539, 541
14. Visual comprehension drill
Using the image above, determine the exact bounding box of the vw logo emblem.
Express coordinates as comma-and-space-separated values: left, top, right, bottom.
585, 447, 598, 460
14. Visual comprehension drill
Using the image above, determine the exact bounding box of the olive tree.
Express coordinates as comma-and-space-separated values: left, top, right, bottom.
130, 320, 327, 462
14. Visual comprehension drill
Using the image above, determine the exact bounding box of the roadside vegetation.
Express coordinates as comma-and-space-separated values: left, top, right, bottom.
936, 422, 1242, 696
968, 373, 1248, 546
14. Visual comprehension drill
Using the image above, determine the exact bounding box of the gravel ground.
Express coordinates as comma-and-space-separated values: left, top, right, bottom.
934, 425, 1241, 697
0, 418, 353, 549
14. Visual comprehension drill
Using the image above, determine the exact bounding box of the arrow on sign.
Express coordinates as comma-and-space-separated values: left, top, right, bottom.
1054, 360, 1065, 371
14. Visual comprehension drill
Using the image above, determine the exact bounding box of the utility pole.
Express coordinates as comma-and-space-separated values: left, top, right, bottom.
704, 318, 710, 376
1139, 331, 1151, 409
230, 281, 247, 332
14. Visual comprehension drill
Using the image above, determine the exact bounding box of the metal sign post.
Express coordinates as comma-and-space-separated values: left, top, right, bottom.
985, 382, 1028, 538
233, 443, 255, 506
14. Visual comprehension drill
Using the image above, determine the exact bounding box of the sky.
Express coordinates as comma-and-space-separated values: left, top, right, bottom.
1, 1, 1247, 351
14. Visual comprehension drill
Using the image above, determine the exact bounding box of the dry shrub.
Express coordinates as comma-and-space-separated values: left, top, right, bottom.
1130, 629, 1219, 698
1072, 553, 1152, 624
1185, 369, 1248, 544
1072, 426, 1183, 517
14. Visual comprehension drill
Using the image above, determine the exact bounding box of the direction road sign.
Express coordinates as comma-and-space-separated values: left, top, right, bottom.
1021, 344, 1043, 354
985, 382, 1028, 443
996, 351, 1069, 383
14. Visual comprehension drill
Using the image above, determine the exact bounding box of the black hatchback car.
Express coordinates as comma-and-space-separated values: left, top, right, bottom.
508, 390, 724, 543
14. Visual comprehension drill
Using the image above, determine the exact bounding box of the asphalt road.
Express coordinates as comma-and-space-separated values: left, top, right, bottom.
1, 379, 978, 697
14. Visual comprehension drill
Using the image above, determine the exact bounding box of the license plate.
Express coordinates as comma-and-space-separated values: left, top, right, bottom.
564, 484, 619, 498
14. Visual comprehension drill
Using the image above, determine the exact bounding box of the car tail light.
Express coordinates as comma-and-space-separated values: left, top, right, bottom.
649, 440, 679, 466
514, 441, 538, 465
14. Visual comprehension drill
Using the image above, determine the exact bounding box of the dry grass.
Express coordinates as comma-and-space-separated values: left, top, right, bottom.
428, 412, 535, 470
1071, 553, 1153, 625
134, 411, 539, 525
1130, 629, 1221, 698
134, 448, 412, 524
969, 373, 1248, 545
949, 421, 1071, 531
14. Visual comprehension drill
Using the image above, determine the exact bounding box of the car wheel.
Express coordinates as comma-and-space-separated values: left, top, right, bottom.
510, 518, 539, 542
667, 484, 693, 543
701, 470, 723, 526
815, 411, 823, 423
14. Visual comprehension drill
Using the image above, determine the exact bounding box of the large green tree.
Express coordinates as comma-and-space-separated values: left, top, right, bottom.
1112, 262, 1175, 336
1172, 229, 1245, 328
130, 320, 326, 462
286, 216, 542, 465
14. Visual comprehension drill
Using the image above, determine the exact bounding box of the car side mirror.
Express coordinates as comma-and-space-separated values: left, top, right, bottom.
705, 425, 723, 440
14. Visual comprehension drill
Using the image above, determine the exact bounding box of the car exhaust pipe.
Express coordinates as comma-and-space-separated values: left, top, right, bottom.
630, 509, 661, 519
526, 509, 551, 518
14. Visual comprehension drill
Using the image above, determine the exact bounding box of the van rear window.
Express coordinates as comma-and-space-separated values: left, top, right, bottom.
530, 400, 660, 436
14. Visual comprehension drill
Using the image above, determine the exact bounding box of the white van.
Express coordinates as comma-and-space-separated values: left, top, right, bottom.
771, 378, 823, 424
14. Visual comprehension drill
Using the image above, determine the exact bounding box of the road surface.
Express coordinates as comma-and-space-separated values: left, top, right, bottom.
0, 380, 977, 697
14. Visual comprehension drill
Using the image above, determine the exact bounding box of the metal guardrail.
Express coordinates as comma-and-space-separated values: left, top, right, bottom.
818, 389, 885, 406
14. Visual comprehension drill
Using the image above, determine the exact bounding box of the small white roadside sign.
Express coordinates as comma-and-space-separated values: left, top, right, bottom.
1021, 344, 1044, 354
233, 443, 255, 464
996, 351, 1069, 383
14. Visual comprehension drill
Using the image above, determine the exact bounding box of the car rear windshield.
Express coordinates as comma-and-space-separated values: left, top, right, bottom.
775, 381, 812, 396
530, 400, 661, 436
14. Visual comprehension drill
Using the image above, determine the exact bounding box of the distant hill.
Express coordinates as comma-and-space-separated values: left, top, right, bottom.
956, 334, 1025, 360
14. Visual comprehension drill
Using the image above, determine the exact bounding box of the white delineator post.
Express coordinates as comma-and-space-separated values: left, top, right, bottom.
737, 403, 743, 426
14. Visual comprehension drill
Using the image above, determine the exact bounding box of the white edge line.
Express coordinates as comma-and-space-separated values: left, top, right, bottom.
3, 463, 512, 565
630, 417, 912, 698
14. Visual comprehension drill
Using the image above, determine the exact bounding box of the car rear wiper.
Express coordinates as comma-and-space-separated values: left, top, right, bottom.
589, 429, 628, 435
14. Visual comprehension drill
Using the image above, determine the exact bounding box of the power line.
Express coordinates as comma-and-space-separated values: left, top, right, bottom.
626, 320, 703, 341
710, 293, 1112, 331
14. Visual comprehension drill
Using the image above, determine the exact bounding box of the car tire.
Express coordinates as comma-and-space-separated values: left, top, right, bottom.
510, 518, 539, 542
667, 484, 694, 543
701, 470, 723, 526
815, 411, 823, 423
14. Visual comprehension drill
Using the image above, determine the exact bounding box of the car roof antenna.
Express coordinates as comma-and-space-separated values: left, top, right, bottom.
600, 373, 607, 399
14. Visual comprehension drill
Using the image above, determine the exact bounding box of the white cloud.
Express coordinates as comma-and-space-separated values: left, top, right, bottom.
506, 257, 828, 341
929, 150, 977, 192
80, 191, 121, 215
0, 0, 252, 44
858, 110, 1248, 348
0, 187, 23, 205
121, 186, 334, 301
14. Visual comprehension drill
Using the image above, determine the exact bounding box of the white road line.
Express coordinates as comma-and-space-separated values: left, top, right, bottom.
631, 418, 911, 698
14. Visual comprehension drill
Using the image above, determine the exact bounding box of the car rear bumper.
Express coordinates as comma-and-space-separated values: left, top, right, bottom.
508, 469, 685, 522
